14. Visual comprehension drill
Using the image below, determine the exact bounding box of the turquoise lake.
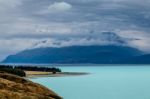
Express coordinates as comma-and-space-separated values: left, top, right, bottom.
31, 66, 150, 99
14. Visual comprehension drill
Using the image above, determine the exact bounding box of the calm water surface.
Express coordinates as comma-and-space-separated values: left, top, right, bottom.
30, 66, 150, 99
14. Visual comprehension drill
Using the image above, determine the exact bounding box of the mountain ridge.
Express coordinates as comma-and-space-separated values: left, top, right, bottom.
2, 45, 145, 64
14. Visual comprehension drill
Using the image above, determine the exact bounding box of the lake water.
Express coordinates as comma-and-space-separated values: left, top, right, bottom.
30, 65, 150, 99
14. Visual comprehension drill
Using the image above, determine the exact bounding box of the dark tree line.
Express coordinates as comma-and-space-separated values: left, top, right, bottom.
0, 68, 26, 77
0, 65, 61, 77
15, 66, 61, 72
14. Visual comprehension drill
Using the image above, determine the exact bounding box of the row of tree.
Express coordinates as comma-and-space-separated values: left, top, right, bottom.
15, 66, 61, 72
0, 65, 62, 77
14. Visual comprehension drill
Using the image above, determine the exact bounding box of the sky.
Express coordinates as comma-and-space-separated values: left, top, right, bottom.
0, 0, 150, 60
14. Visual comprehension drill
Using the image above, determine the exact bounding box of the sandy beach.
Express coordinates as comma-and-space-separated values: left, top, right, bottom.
25, 71, 89, 78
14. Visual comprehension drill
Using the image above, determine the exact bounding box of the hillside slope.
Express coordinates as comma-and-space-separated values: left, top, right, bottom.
127, 54, 150, 64
2, 45, 143, 64
0, 73, 62, 99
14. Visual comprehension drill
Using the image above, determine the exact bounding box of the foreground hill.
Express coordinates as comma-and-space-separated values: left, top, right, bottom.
2, 45, 143, 64
0, 73, 62, 99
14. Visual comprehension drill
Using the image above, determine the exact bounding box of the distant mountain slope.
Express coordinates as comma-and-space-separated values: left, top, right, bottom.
2, 45, 143, 64
127, 54, 150, 64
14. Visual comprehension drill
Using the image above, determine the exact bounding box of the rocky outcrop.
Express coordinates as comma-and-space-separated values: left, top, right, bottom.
0, 73, 62, 99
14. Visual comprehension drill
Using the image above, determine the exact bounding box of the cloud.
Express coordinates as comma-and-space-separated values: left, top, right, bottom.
0, 38, 37, 60
0, 0, 150, 60
48, 2, 72, 12
117, 30, 150, 52
39, 2, 72, 14
0, 0, 21, 9
0, 0, 21, 21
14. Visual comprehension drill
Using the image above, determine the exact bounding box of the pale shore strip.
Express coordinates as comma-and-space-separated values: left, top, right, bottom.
25, 71, 89, 78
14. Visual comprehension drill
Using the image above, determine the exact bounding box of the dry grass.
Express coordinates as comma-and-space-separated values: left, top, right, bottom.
0, 73, 62, 99
25, 71, 53, 75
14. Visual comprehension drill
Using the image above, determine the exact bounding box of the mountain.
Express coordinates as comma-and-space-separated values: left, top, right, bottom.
2, 45, 143, 64
31, 32, 128, 49
127, 54, 150, 64
99, 32, 126, 44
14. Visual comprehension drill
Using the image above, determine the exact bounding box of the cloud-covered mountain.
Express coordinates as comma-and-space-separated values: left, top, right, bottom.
31, 32, 127, 48
0, 0, 150, 61
2, 45, 143, 64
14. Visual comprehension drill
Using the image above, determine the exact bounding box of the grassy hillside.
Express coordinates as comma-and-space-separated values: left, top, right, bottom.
0, 73, 62, 99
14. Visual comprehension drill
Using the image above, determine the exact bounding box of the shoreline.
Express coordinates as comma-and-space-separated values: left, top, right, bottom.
25, 71, 90, 78
0, 73, 62, 99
